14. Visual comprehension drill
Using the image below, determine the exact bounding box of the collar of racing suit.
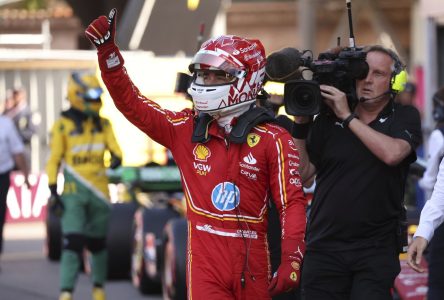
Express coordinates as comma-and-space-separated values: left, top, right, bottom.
191, 106, 275, 144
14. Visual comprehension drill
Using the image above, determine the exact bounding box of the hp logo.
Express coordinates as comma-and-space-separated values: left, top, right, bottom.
211, 182, 240, 211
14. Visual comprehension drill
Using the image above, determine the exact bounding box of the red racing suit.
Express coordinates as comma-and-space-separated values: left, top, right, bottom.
100, 60, 307, 299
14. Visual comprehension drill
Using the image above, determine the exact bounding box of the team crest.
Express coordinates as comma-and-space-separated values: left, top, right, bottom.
247, 133, 260, 147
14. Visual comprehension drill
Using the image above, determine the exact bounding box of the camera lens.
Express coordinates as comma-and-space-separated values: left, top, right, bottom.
296, 86, 316, 107
284, 80, 322, 116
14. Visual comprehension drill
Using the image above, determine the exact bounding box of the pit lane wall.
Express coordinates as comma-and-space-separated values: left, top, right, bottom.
1, 49, 192, 222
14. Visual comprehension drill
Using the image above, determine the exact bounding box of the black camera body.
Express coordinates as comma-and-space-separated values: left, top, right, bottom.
284, 47, 369, 116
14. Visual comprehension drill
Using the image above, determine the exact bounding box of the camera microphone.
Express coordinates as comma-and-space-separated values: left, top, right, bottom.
359, 90, 391, 103
265, 47, 304, 82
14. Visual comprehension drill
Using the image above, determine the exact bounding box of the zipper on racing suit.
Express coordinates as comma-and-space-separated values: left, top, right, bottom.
224, 136, 256, 288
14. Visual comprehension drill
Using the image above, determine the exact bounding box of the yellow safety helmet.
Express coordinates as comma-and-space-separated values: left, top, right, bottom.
67, 72, 103, 115
391, 69, 408, 93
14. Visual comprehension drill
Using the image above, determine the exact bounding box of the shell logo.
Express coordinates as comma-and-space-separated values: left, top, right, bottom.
193, 144, 211, 162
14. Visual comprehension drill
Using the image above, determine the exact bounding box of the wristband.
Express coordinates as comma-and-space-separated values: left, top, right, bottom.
342, 112, 356, 128
291, 122, 311, 139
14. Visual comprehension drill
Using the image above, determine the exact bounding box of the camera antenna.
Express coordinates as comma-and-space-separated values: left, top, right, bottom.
346, 0, 356, 49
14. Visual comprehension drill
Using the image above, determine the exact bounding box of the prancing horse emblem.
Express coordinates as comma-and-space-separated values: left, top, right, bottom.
247, 133, 260, 147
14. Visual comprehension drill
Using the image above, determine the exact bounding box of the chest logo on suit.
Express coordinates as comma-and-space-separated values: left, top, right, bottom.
193, 144, 211, 161
193, 162, 211, 176
193, 144, 212, 175
247, 133, 261, 147
211, 182, 240, 211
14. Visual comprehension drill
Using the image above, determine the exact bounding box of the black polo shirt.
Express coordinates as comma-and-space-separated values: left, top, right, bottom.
306, 102, 422, 251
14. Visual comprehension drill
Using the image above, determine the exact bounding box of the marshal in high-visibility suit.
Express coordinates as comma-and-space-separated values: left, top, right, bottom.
45, 72, 122, 300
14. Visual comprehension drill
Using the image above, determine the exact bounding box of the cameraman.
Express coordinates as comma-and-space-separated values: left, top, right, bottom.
292, 45, 422, 300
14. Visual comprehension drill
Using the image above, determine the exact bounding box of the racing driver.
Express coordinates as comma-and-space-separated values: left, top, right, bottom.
85, 9, 306, 299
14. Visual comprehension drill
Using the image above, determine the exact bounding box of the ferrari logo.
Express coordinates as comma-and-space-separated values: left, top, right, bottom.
290, 271, 298, 282
247, 133, 260, 147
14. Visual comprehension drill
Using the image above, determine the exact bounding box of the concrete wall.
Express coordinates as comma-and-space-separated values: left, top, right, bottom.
226, 1, 412, 60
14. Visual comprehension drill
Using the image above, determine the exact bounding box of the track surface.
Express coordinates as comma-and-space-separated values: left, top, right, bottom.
1, 221, 162, 300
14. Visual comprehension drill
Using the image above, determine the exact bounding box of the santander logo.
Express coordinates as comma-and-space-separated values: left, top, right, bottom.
243, 153, 257, 165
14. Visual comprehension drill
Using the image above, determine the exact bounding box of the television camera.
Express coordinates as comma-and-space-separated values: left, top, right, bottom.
265, 0, 369, 116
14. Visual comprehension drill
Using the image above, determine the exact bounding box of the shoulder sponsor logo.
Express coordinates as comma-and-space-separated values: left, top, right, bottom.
211, 182, 240, 211
243, 152, 257, 165
289, 160, 300, 167
193, 144, 211, 162
247, 133, 261, 147
289, 177, 302, 187
288, 153, 299, 159
289, 168, 299, 176
288, 140, 298, 151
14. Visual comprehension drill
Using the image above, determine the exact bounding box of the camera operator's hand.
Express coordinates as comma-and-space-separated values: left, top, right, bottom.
320, 85, 351, 120
85, 8, 124, 72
